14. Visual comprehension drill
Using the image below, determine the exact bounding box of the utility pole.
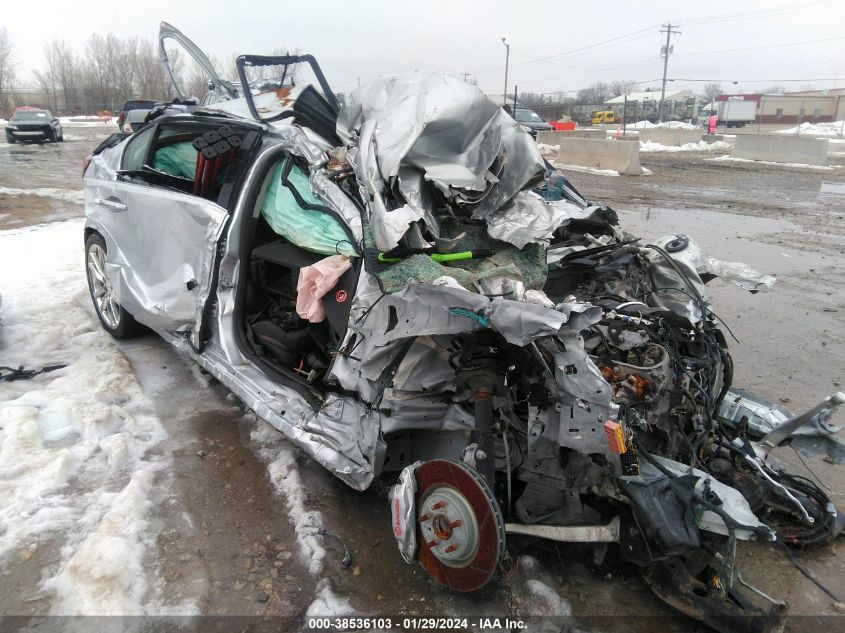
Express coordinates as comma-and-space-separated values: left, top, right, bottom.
658, 22, 681, 123
501, 38, 510, 107
461, 71, 471, 82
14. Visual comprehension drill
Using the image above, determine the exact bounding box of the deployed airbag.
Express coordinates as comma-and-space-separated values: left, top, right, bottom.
261, 159, 358, 257
153, 141, 197, 180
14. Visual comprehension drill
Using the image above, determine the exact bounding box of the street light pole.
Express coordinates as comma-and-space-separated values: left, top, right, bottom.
501, 38, 510, 107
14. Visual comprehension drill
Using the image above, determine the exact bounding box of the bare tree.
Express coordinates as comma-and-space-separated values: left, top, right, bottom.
761, 84, 787, 95
33, 42, 60, 112
0, 26, 16, 112
700, 83, 724, 106
53, 40, 80, 113
113, 36, 140, 102
576, 82, 612, 105
610, 79, 637, 98
136, 38, 166, 99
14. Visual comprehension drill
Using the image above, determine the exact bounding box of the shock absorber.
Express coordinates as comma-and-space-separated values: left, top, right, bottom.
451, 336, 506, 487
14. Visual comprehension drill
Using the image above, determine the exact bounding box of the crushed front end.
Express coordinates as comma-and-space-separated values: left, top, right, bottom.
325, 74, 843, 632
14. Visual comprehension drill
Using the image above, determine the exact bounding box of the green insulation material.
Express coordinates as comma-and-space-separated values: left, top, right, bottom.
261, 160, 357, 257
375, 221, 547, 294
153, 141, 197, 180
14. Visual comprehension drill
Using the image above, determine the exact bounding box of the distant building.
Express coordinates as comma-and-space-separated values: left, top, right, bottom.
716, 88, 845, 123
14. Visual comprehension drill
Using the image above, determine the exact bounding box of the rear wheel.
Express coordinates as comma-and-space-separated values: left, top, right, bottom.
85, 233, 143, 338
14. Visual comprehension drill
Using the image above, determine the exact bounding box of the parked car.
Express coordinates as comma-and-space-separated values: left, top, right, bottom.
116, 99, 157, 130
511, 107, 552, 138
123, 108, 153, 133
81, 22, 844, 631
4, 108, 63, 143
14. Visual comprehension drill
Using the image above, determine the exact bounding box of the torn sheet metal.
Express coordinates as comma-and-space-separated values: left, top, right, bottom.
646, 234, 775, 323
652, 456, 769, 540
337, 73, 546, 251
479, 191, 569, 249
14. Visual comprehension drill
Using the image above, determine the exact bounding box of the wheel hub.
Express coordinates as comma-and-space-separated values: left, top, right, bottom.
414, 459, 505, 592
419, 486, 479, 566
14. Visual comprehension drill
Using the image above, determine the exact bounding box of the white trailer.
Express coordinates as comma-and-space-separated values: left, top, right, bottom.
699, 99, 757, 128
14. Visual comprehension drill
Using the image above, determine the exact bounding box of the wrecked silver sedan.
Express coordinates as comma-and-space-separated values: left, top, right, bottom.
82, 22, 843, 631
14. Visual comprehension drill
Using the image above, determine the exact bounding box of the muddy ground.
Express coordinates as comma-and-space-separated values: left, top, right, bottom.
1, 125, 844, 632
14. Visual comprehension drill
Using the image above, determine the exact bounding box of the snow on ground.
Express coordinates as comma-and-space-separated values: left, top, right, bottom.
625, 120, 697, 130
0, 219, 168, 614
511, 556, 571, 621
59, 116, 118, 127
306, 579, 353, 617
551, 162, 653, 177
0, 186, 84, 204
639, 139, 732, 153
247, 416, 327, 575
537, 143, 560, 155
550, 162, 620, 177
774, 120, 845, 136
706, 155, 838, 170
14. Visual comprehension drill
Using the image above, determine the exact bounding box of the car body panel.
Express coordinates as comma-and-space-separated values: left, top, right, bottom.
85, 174, 229, 342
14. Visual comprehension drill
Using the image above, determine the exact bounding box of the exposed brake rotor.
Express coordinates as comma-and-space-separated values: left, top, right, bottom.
414, 459, 505, 592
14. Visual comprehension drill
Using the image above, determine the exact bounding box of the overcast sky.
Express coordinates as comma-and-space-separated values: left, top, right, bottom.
4, 0, 845, 96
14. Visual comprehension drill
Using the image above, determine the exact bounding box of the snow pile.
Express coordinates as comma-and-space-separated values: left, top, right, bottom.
626, 120, 697, 130
306, 580, 353, 617
706, 155, 837, 170
511, 556, 572, 618
639, 140, 731, 153
775, 121, 845, 136
248, 417, 327, 575
0, 186, 84, 204
0, 219, 167, 614
551, 162, 652, 177
537, 143, 560, 155
551, 162, 620, 177
60, 116, 118, 127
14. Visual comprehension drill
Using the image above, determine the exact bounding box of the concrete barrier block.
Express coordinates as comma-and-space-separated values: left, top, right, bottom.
537, 129, 606, 145
638, 128, 703, 146
556, 138, 644, 176
733, 135, 829, 166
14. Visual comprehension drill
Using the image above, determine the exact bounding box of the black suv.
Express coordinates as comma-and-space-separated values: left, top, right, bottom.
5, 108, 63, 143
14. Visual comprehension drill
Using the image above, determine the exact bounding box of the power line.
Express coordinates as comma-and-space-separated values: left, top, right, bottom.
673, 0, 845, 26
670, 77, 843, 83
673, 34, 845, 57
465, 25, 659, 75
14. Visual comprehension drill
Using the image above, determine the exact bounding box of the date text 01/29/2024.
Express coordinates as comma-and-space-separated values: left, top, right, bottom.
306, 617, 527, 630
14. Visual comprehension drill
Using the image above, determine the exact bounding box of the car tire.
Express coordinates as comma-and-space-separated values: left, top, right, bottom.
85, 233, 144, 339
57, 129, 64, 142
6, 135, 15, 144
